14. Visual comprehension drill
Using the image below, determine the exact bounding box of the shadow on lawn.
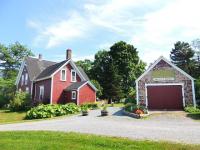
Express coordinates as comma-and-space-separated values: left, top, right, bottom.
186, 113, 200, 120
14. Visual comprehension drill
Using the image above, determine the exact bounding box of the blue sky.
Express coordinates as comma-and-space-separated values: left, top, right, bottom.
0, 0, 200, 64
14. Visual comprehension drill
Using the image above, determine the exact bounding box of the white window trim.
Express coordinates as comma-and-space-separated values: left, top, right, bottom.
25, 73, 28, 85
71, 91, 76, 99
71, 69, 76, 82
39, 85, 44, 100
21, 75, 24, 86
26, 87, 29, 93
60, 69, 66, 81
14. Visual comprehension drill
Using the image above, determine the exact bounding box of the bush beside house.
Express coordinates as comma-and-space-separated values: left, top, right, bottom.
9, 91, 31, 111
26, 103, 80, 119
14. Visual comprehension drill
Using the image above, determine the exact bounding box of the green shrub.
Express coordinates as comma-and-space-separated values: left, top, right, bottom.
26, 103, 80, 119
9, 92, 31, 111
124, 98, 136, 104
184, 105, 200, 113
81, 103, 98, 110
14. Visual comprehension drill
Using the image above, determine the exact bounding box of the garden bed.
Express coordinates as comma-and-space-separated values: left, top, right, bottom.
122, 109, 149, 119
123, 103, 149, 119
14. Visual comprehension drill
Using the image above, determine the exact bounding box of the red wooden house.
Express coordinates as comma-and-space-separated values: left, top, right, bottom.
15, 49, 97, 105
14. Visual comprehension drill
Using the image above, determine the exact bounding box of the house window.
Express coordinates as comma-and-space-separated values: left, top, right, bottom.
21, 75, 24, 85
39, 86, 44, 100
26, 87, 29, 93
25, 73, 28, 85
60, 69, 66, 81
71, 91, 76, 99
71, 70, 76, 82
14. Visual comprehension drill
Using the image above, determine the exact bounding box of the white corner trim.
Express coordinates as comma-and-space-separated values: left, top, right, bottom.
145, 83, 185, 108
77, 90, 79, 105
77, 81, 88, 91
50, 76, 53, 104
192, 80, 197, 107
136, 56, 194, 83
136, 81, 139, 105
15, 60, 25, 86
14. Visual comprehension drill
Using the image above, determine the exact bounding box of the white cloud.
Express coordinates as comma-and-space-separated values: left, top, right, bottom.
28, 12, 89, 48
28, 0, 200, 65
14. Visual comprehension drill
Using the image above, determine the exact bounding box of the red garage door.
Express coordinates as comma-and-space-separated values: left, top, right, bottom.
147, 85, 183, 110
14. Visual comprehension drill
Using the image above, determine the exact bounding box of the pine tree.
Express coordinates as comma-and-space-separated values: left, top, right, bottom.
170, 41, 195, 76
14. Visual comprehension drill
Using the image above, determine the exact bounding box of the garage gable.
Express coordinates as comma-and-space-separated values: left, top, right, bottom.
136, 56, 194, 82
136, 56, 196, 108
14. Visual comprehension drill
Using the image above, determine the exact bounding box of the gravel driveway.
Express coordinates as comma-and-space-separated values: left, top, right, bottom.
0, 107, 200, 144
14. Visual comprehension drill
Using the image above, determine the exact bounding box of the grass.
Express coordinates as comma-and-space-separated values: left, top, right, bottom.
0, 109, 26, 124
0, 109, 80, 124
0, 131, 199, 150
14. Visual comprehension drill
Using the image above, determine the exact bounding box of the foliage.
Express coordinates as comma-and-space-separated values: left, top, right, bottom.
195, 78, 200, 105
91, 80, 103, 98
76, 59, 93, 78
91, 50, 124, 102
0, 42, 33, 79
102, 104, 108, 111
124, 103, 148, 114
0, 78, 16, 108
91, 41, 145, 101
124, 97, 136, 104
81, 103, 98, 110
184, 105, 200, 113
26, 103, 80, 119
170, 41, 198, 78
80, 105, 88, 112
9, 92, 31, 111
109, 41, 146, 95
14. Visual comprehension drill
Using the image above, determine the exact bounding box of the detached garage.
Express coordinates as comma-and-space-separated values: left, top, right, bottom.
136, 56, 196, 110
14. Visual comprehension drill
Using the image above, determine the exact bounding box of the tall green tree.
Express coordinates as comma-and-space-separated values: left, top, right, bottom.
76, 59, 93, 78
170, 41, 196, 77
109, 41, 146, 96
0, 42, 33, 107
0, 42, 33, 79
91, 50, 123, 101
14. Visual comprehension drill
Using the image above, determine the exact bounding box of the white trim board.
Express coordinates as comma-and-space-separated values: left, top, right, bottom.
136, 56, 194, 83
144, 83, 185, 108
15, 59, 25, 86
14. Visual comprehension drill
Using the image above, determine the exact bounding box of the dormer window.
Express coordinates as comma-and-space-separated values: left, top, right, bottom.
71, 70, 76, 82
60, 69, 66, 81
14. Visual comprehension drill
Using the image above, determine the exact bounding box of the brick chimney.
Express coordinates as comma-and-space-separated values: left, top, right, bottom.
38, 54, 42, 61
66, 49, 72, 60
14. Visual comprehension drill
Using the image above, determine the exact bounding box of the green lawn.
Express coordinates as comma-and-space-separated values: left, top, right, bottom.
0, 109, 26, 124
0, 131, 198, 150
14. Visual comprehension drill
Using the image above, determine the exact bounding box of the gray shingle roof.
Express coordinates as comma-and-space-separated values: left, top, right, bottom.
25, 57, 90, 82
25, 57, 56, 81
35, 60, 68, 80
77, 66, 89, 80
64, 81, 87, 91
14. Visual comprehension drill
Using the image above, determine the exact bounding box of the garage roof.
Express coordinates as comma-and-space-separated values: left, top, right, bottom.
136, 56, 195, 82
